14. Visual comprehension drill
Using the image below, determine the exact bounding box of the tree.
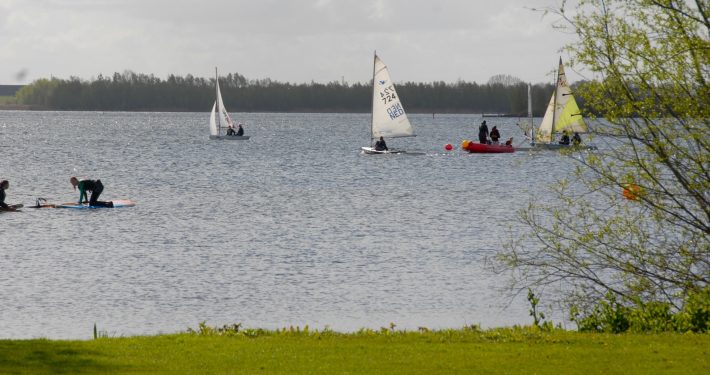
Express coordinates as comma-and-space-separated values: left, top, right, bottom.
497, 0, 709, 315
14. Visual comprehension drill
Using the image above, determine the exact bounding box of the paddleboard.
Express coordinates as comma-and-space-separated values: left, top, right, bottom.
0, 204, 23, 212
56, 200, 136, 209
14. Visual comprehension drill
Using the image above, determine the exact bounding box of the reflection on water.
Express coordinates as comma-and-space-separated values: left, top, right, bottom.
0, 111, 577, 339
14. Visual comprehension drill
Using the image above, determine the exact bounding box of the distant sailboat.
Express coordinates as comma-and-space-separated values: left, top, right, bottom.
361, 52, 415, 154
210, 67, 250, 140
532, 58, 594, 150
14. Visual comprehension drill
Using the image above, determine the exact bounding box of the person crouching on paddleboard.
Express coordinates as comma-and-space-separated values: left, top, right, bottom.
0, 180, 17, 211
69, 177, 113, 207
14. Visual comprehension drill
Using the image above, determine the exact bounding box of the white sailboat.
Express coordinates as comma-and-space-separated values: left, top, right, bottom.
361, 52, 415, 154
209, 67, 250, 140
532, 58, 594, 150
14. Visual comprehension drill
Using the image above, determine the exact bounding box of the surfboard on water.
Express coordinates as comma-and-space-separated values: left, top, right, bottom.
56, 200, 136, 209
0, 204, 23, 212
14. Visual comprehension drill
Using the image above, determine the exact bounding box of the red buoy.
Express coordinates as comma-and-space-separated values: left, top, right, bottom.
445, 143, 453, 151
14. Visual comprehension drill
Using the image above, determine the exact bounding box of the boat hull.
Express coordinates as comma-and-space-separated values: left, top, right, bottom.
517, 143, 597, 151
361, 147, 406, 154
210, 135, 251, 140
467, 143, 515, 153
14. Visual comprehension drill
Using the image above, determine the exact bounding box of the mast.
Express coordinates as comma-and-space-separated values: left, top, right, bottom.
215, 67, 221, 136
528, 83, 534, 145
370, 51, 376, 147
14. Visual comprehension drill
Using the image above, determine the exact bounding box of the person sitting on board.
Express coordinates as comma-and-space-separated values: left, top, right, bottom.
374, 136, 388, 151
478, 120, 490, 144
505, 137, 514, 146
236, 124, 244, 136
0, 180, 17, 211
572, 132, 582, 146
490, 126, 501, 144
226, 124, 237, 136
559, 130, 571, 145
70, 176, 113, 207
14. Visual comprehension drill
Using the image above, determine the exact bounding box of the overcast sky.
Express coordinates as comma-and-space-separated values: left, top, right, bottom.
0, 0, 582, 85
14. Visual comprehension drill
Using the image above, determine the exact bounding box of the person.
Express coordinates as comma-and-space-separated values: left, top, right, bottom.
490, 126, 501, 144
505, 137, 514, 146
572, 132, 582, 146
374, 136, 388, 151
69, 176, 113, 207
226, 124, 236, 136
0, 180, 17, 211
559, 130, 571, 145
478, 120, 490, 144
236, 124, 244, 136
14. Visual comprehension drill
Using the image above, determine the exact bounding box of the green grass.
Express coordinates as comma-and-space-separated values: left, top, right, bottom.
0, 327, 707, 374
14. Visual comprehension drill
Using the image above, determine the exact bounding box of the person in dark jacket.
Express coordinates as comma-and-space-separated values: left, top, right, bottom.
490, 126, 501, 144
0, 180, 17, 211
70, 177, 113, 207
572, 132, 582, 146
236, 124, 244, 136
478, 120, 489, 144
559, 130, 571, 145
374, 136, 388, 151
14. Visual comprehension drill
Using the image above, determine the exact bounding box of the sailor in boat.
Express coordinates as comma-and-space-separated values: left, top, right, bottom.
490, 126, 501, 144
236, 124, 244, 136
478, 120, 490, 144
374, 136, 388, 151
559, 130, 571, 145
572, 132, 582, 146
70, 176, 113, 207
505, 137, 514, 146
226, 124, 237, 136
0, 180, 17, 211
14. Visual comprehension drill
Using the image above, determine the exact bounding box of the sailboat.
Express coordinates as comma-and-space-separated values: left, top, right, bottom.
209, 67, 250, 140
531, 58, 594, 150
361, 52, 415, 154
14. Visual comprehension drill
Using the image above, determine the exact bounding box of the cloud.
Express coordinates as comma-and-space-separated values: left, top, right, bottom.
0, 0, 579, 85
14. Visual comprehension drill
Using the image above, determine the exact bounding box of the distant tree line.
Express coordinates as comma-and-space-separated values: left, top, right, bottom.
15, 71, 571, 114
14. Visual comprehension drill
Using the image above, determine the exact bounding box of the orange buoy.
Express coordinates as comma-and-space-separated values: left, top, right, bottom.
461, 140, 471, 150
445, 143, 453, 151
622, 184, 643, 200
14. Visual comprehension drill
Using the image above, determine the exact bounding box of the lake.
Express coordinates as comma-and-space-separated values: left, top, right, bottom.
0, 111, 579, 339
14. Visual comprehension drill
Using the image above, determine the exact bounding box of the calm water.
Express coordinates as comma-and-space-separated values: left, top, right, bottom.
0, 111, 577, 339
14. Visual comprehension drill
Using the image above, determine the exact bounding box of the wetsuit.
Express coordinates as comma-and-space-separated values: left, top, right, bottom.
0, 187, 8, 209
236, 126, 244, 136
77, 179, 111, 207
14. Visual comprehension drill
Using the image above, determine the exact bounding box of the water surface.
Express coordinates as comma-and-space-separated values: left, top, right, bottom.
1, 111, 577, 339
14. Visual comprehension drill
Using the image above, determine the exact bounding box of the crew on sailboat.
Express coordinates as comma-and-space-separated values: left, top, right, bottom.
226, 124, 236, 136
572, 132, 582, 146
559, 130, 571, 145
374, 136, 388, 151
236, 124, 244, 136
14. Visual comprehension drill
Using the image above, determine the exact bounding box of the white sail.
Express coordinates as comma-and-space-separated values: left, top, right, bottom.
209, 102, 218, 136
371, 54, 414, 139
537, 58, 588, 143
210, 67, 239, 138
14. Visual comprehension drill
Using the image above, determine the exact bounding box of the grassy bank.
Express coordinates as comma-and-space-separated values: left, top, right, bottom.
0, 326, 707, 374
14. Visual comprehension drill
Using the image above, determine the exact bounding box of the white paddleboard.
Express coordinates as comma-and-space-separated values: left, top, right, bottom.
57, 200, 136, 209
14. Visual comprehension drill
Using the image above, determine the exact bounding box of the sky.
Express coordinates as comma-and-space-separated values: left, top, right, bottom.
0, 0, 582, 85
